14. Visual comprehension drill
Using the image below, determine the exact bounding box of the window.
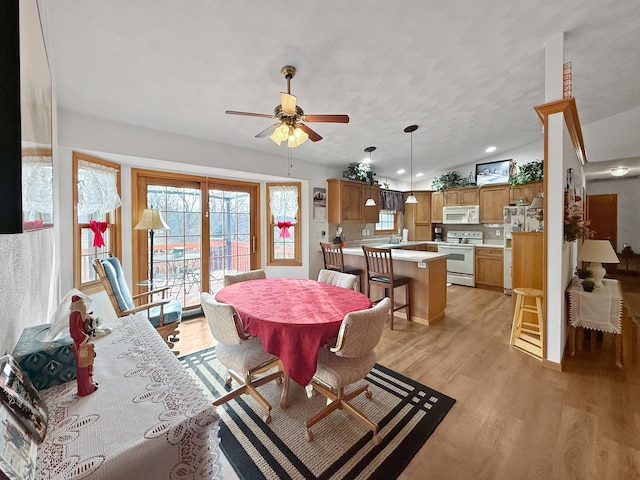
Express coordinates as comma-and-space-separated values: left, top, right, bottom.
73, 152, 122, 292
375, 210, 398, 234
266, 182, 301, 266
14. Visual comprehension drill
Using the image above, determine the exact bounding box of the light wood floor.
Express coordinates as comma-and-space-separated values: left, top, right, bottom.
179, 275, 640, 480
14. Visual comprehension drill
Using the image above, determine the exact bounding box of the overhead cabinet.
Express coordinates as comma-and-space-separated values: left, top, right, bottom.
404, 191, 432, 240
479, 183, 510, 223
431, 192, 443, 223
510, 181, 543, 205
327, 178, 380, 223
443, 187, 479, 206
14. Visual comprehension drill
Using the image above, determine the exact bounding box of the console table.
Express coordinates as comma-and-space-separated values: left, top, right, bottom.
35, 314, 221, 479
567, 277, 629, 367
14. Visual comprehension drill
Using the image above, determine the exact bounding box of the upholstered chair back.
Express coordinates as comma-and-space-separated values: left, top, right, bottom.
334, 297, 390, 358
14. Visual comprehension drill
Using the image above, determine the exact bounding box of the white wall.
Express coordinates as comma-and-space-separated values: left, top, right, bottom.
56, 110, 343, 298
586, 176, 639, 252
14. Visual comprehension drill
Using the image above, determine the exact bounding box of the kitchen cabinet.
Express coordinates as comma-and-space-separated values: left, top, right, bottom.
443, 187, 480, 206
480, 184, 510, 223
511, 232, 543, 307
431, 192, 443, 223
475, 246, 504, 289
327, 178, 380, 223
404, 191, 432, 240
510, 181, 543, 205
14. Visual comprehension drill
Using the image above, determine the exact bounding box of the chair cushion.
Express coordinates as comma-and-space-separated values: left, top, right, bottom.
314, 348, 376, 390
102, 257, 135, 311
148, 299, 182, 327
216, 336, 277, 373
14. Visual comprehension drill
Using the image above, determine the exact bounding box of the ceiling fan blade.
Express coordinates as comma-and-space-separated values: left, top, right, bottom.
304, 114, 350, 123
280, 93, 297, 115
298, 123, 323, 142
225, 110, 274, 119
255, 123, 280, 138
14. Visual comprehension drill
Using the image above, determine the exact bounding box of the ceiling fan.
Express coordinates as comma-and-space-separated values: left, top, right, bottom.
225, 65, 349, 148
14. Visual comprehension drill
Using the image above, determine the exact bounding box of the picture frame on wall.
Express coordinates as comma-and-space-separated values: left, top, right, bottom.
475, 159, 512, 185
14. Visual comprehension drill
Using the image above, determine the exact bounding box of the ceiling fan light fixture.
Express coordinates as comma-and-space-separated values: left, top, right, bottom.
404, 125, 419, 204
286, 125, 308, 148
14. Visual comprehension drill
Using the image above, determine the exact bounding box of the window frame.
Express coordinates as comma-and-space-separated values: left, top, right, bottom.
266, 182, 302, 266
374, 209, 399, 235
72, 152, 122, 293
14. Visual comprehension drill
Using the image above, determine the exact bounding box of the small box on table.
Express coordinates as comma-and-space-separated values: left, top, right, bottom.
12, 324, 76, 390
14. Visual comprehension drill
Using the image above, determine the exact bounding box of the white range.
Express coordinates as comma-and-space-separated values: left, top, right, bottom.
437, 231, 484, 287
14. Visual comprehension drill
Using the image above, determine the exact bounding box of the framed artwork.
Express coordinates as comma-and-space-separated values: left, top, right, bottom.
475, 159, 512, 185
313, 187, 326, 222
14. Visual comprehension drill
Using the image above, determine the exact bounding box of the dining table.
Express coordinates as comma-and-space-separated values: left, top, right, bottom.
215, 277, 372, 387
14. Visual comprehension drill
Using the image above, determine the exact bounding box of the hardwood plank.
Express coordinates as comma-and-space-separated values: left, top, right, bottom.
182, 275, 640, 480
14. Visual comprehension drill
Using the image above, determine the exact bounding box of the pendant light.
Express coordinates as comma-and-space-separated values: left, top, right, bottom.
404, 125, 418, 204
364, 146, 377, 206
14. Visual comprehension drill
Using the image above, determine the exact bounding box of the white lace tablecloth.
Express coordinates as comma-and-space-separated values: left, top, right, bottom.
567, 277, 624, 334
35, 314, 221, 480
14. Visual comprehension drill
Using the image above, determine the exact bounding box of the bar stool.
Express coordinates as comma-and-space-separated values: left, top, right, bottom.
362, 246, 411, 330
509, 287, 544, 359
320, 242, 363, 292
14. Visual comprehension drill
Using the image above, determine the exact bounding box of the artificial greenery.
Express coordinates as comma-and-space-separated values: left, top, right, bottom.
431, 171, 476, 191
581, 279, 596, 292
342, 162, 376, 184
576, 266, 592, 279
509, 160, 544, 187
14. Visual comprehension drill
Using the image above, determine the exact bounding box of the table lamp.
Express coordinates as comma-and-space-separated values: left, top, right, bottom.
577, 239, 619, 287
134, 208, 169, 287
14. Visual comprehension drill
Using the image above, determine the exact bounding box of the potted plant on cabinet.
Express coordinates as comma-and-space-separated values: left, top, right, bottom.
509, 160, 543, 187
581, 278, 596, 292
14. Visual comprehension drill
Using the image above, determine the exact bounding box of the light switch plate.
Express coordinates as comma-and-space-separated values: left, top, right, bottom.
418, 262, 426, 268
496, 229, 501, 236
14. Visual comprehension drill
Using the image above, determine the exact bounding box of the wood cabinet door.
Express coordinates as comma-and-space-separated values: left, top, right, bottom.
415, 192, 432, 223
510, 181, 543, 204
460, 187, 480, 205
431, 192, 443, 222
341, 182, 364, 221
480, 184, 510, 223
512, 232, 543, 292
475, 247, 504, 287
443, 189, 460, 205
362, 184, 380, 223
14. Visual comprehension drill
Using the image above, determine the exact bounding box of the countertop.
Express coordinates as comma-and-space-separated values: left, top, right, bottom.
341, 246, 449, 263
351, 240, 504, 249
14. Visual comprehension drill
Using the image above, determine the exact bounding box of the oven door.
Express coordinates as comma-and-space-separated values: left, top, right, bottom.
439, 245, 474, 275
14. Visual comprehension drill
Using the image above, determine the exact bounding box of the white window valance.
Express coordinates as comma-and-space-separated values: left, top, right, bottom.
77, 159, 122, 215
269, 185, 298, 223
22, 155, 53, 215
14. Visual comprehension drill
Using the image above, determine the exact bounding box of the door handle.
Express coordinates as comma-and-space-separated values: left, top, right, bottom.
252, 236, 256, 253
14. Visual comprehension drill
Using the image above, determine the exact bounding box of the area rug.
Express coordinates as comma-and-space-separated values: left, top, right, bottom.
180, 347, 455, 480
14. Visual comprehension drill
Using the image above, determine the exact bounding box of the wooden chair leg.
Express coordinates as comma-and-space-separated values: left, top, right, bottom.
389, 287, 394, 330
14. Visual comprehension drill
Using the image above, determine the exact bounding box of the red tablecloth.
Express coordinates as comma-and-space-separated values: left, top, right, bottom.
216, 278, 372, 385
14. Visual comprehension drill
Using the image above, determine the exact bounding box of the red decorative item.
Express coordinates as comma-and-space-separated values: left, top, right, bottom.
89, 220, 108, 247
69, 295, 97, 397
277, 221, 292, 238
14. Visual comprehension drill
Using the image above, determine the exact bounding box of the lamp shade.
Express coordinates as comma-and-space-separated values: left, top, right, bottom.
529, 197, 543, 209
134, 209, 169, 230
577, 240, 619, 264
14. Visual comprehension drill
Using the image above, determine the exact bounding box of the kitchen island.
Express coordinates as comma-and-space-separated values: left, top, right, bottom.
341, 246, 449, 325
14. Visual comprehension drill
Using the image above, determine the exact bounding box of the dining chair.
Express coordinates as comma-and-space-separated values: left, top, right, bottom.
317, 269, 358, 290
93, 257, 181, 353
320, 242, 363, 292
304, 297, 391, 446
362, 246, 411, 330
200, 292, 284, 423
223, 268, 266, 287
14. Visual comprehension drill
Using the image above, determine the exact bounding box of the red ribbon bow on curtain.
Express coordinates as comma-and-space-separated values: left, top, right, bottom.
277, 221, 292, 238
89, 220, 108, 247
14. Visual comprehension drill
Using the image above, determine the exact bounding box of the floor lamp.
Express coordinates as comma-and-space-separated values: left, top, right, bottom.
134, 208, 169, 288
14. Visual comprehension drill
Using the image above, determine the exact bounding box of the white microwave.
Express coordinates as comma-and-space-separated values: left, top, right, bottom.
442, 205, 480, 224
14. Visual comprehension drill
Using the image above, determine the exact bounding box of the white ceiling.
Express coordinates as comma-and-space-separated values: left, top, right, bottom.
43, 0, 640, 183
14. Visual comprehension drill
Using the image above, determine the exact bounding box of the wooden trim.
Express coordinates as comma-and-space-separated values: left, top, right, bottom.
131, 170, 262, 294
534, 97, 586, 166
72, 151, 122, 292
266, 182, 302, 266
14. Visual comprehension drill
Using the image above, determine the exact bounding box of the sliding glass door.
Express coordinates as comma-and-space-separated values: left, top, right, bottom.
133, 170, 260, 310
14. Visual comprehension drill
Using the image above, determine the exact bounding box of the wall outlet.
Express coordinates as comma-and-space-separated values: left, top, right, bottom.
496, 229, 501, 236
362, 229, 367, 236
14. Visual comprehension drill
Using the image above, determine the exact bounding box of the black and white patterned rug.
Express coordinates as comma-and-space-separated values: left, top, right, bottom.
181, 347, 455, 480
